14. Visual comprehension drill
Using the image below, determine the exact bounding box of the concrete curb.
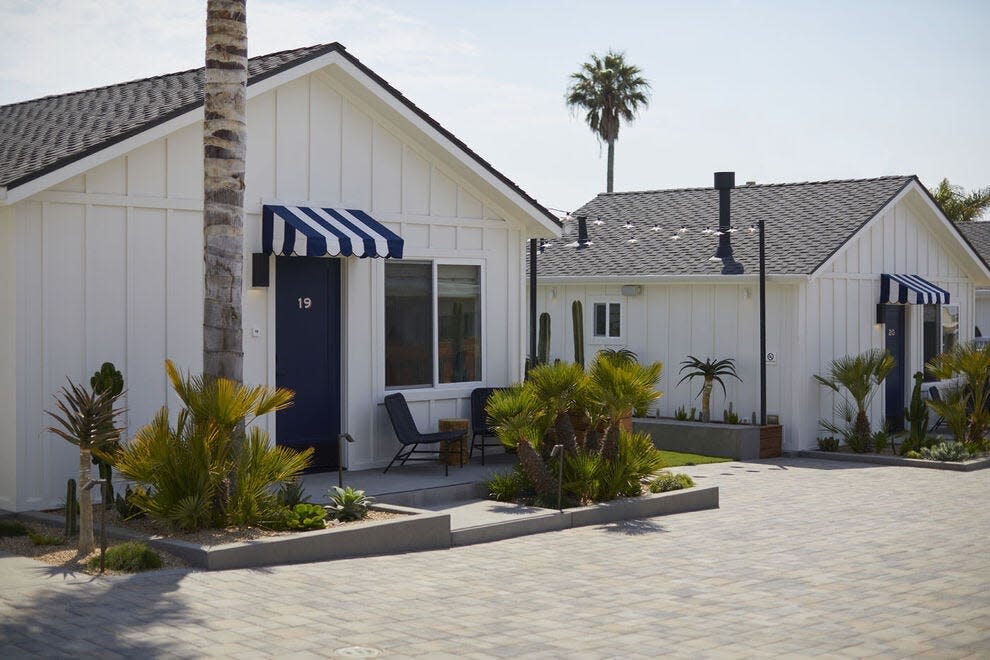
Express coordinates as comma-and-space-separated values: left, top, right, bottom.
18, 504, 450, 571
451, 486, 719, 547
17, 487, 719, 569
374, 481, 488, 507
797, 450, 990, 471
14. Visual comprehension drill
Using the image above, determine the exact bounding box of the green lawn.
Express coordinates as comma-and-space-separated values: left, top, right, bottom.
659, 450, 732, 467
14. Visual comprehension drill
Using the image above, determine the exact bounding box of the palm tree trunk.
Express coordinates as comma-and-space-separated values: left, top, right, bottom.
606, 139, 615, 193
517, 438, 559, 499
702, 381, 713, 423
203, 0, 247, 382
78, 449, 95, 555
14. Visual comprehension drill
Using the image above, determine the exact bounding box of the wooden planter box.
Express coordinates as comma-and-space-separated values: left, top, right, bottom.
633, 418, 783, 460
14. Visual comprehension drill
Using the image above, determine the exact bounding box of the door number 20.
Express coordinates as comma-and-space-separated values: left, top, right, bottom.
297, 297, 312, 309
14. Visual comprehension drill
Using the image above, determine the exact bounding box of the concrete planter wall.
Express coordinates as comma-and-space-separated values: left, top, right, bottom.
633, 418, 782, 459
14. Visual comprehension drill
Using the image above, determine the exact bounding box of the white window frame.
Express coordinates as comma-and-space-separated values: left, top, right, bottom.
590, 298, 623, 344
384, 258, 486, 392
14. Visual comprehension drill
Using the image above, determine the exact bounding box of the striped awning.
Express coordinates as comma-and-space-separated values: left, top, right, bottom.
880, 274, 950, 305
262, 205, 403, 259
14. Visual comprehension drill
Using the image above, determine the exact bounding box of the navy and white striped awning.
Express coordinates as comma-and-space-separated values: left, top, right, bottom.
262, 205, 403, 259
880, 274, 950, 304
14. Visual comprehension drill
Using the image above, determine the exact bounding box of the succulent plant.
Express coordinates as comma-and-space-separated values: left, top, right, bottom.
327, 486, 373, 522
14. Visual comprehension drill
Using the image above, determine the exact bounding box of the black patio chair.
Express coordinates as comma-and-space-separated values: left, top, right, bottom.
469, 387, 504, 465
928, 386, 946, 434
383, 393, 465, 476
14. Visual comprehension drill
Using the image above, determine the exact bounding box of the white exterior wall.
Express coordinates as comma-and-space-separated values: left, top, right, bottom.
796, 191, 979, 450
3, 68, 532, 510
537, 281, 800, 442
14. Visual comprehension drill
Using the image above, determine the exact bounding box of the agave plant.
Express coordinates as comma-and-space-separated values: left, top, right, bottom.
926, 341, 990, 452
677, 356, 741, 423
327, 486, 373, 522
596, 348, 639, 367
114, 360, 311, 531
46, 380, 125, 554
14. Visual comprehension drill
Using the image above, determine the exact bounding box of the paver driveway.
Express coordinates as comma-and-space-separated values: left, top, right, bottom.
2, 458, 988, 658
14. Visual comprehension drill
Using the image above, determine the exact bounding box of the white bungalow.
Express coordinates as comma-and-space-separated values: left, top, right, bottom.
0, 43, 559, 511
535, 173, 990, 451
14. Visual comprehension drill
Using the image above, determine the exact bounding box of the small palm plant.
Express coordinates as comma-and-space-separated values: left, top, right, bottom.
114, 360, 311, 531
588, 355, 662, 459
814, 348, 895, 452
677, 356, 741, 423
926, 341, 990, 452
46, 380, 125, 554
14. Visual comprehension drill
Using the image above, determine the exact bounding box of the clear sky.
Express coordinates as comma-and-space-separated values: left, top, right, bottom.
2, 0, 987, 212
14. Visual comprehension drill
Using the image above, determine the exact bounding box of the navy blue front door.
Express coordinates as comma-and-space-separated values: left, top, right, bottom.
883, 304, 906, 432
275, 257, 341, 471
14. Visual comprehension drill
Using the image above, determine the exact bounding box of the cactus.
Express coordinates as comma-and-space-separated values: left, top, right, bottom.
690, 407, 697, 421
723, 402, 739, 424
902, 371, 929, 455
65, 478, 78, 536
537, 312, 551, 366
571, 300, 585, 368
752, 411, 757, 425
90, 362, 123, 509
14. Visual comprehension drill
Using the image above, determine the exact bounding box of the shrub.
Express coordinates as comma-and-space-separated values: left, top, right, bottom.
0, 519, 29, 537
815, 349, 895, 452
649, 472, 695, 493
89, 542, 162, 572
872, 427, 890, 454
487, 468, 529, 502
328, 486, 372, 522
29, 530, 64, 546
562, 431, 666, 503
904, 450, 922, 459
920, 441, 974, 462
277, 503, 326, 531
817, 436, 839, 452
674, 405, 689, 421
926, 342, 990, 453
114, 361, 311, 531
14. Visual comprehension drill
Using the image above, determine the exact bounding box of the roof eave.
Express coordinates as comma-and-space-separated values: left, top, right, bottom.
536, 274, 808, 285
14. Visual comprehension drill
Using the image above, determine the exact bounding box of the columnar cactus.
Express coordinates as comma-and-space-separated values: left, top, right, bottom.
537, 312, 551, 366
572, 300, 585, 368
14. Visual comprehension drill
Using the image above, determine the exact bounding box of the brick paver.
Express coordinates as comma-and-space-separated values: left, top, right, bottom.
1, 458, 988, 657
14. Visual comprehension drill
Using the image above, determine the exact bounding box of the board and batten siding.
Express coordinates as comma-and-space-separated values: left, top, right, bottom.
3, 68, 530, 509
537, 281, 799, 438
795, 192, 977, 450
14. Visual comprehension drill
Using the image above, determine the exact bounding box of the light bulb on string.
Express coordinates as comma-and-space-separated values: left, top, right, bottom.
679, 226, 688, 233
748, 225, 757, 233
670, 234, 681, 241
593, 217, 605, 226
627, 237, 638, 244
727, 226, 738, 233
623, 221, 634, 229
652, 224, 661, 232
702, 226, 714, 235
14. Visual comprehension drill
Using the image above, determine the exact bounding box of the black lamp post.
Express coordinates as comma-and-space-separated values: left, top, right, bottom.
758, 218, 767, 426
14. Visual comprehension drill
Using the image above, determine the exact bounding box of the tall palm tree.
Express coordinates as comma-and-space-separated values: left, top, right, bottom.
203, 0, 247, 382
930, 178, 990, 222
566, 50, 650, 193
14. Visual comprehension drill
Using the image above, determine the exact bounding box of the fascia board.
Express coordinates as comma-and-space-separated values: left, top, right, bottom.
536, 274, 806, 285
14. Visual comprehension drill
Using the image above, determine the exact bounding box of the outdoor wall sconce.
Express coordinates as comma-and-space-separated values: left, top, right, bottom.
251, 253, 270, 288
621, 285, 642, 297
876, 303, 885, 325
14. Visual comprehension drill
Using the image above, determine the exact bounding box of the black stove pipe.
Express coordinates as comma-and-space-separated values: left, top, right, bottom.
714, 171, 744, 274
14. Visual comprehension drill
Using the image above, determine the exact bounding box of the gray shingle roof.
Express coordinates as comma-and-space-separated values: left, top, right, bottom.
536, 176, 916, 277
956, 221, 990, 265
0, 42, 560, 227
0, 44, 336, 190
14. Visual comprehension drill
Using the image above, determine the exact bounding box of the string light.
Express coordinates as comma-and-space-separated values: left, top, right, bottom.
702, 226, 714, 235
748, 225, 757, 233
679, 226, 688, 233
593, 217, 605, 226
623, 221, 634, 229
652, 224, 661, 231
670, 234, 681, 241
627, 237, 638, 244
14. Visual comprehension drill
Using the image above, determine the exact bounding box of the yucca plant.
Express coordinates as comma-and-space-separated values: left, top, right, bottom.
677, 356, 741, 423
114, 360, 311, 531
926, 341, 990, 452
46, 379, 125, 554
814, 349, 895, 450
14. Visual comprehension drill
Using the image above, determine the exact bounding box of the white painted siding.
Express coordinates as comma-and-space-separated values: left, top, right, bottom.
4, 68, 533, 509
538, 281, 798, 433
800, 195, 978, 450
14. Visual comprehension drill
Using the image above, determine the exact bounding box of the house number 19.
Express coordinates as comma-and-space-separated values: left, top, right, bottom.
298, 297, 312, 309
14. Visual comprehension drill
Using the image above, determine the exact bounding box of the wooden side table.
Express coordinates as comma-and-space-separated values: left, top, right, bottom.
438, 418, 470, 466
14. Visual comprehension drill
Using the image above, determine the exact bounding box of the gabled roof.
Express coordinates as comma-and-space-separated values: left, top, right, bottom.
0, 43, 559, 228
956, 222, 990, 266
537, 176, 917, 278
